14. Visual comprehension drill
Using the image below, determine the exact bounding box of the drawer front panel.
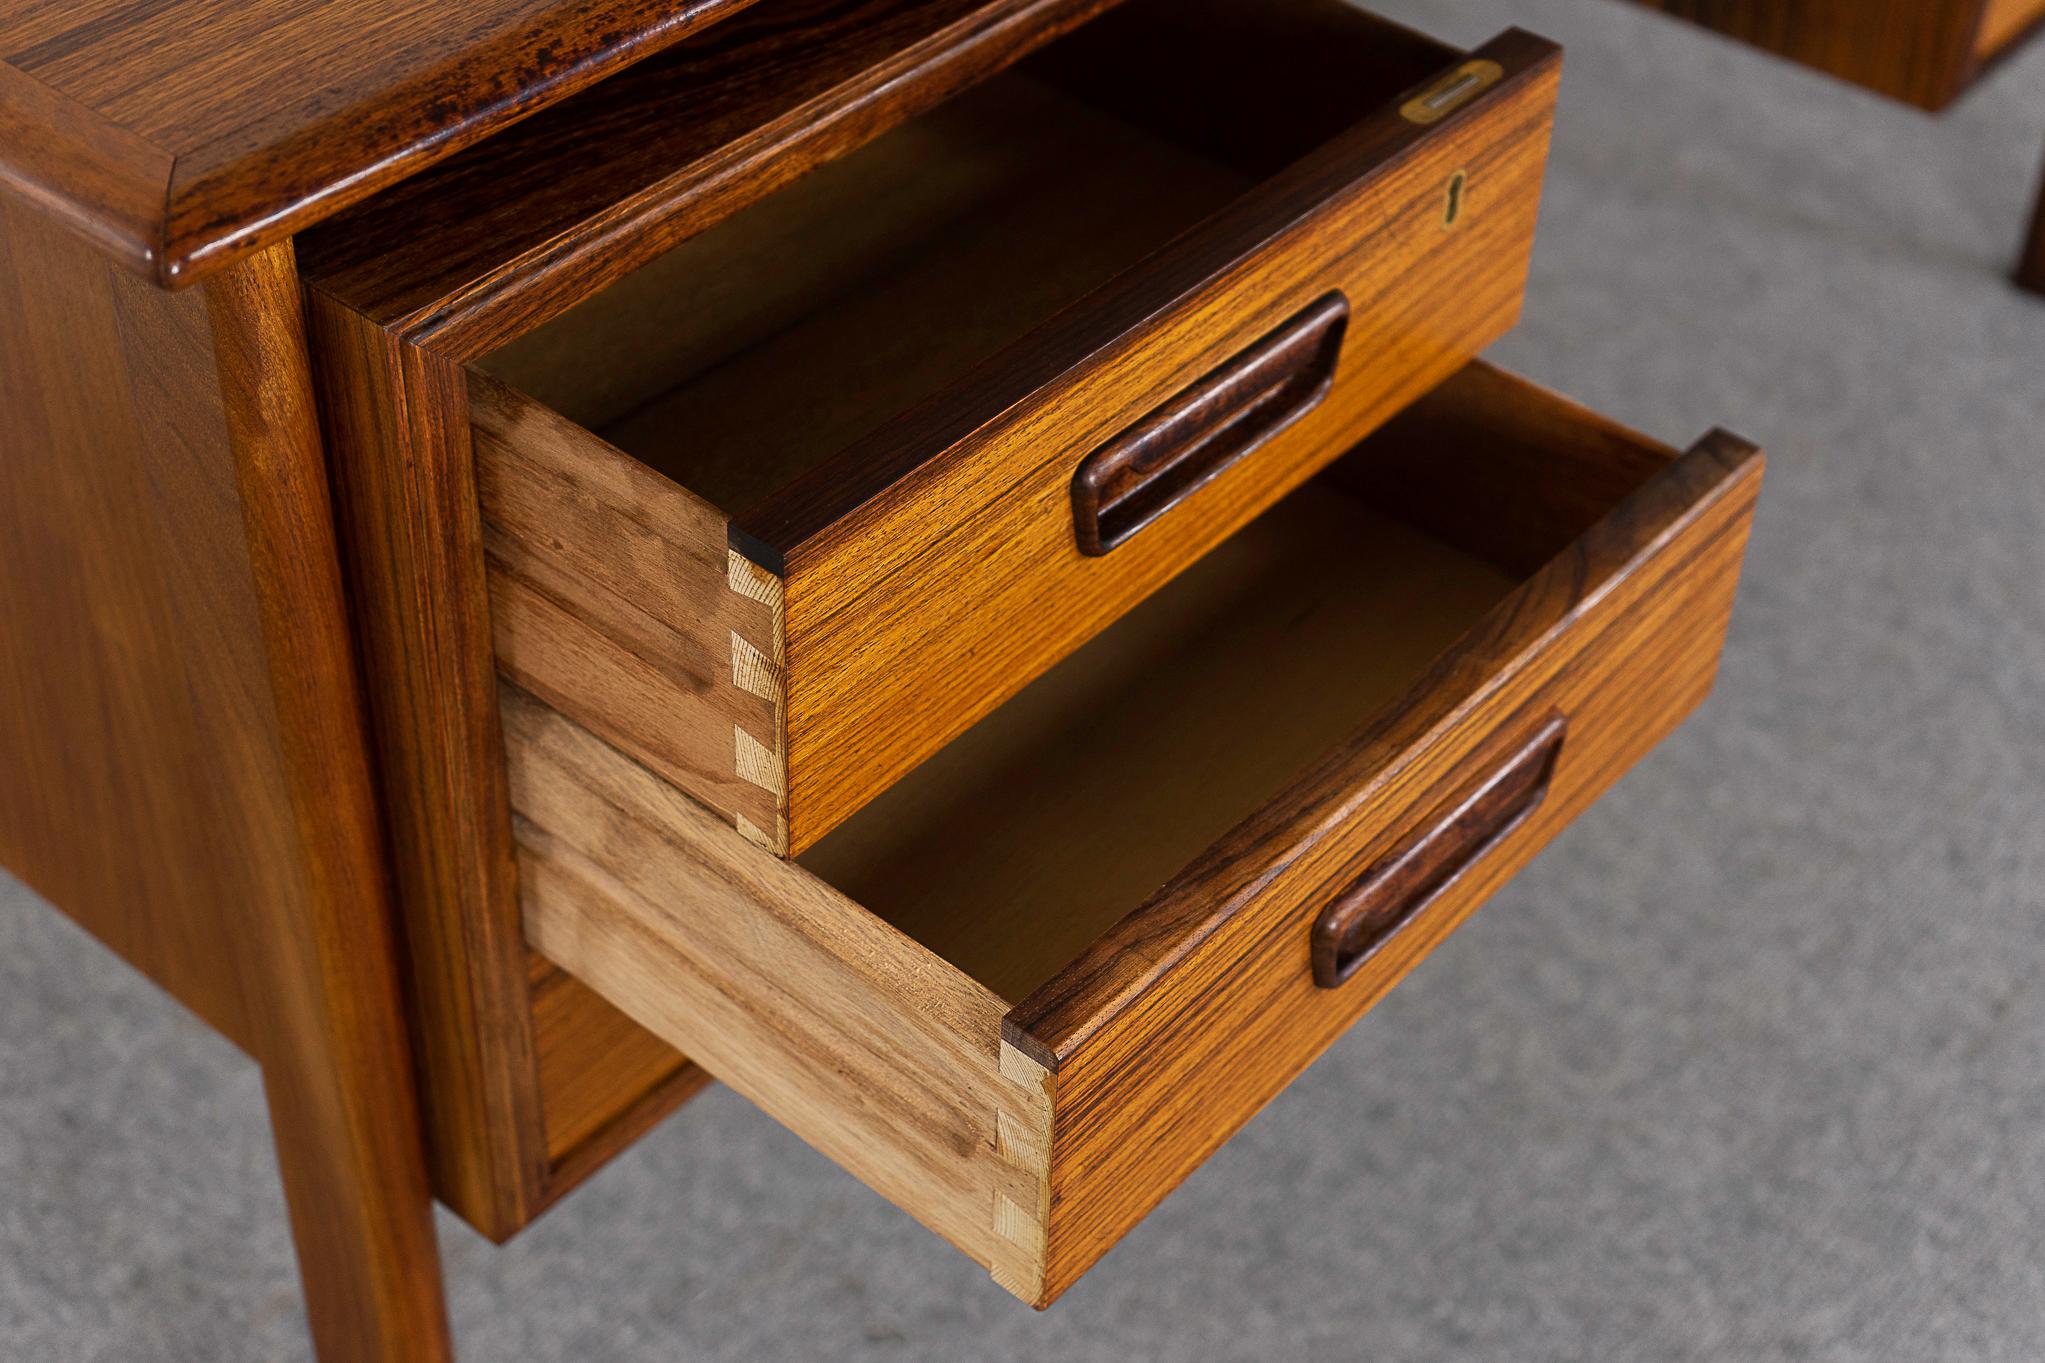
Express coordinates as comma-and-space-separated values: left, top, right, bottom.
1008, 427, 1762, 1299
768, 28, 1562, 847
298, 0, 1566, 1249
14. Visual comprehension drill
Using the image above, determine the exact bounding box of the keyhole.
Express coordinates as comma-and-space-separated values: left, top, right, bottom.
1444, 171, 1467, 228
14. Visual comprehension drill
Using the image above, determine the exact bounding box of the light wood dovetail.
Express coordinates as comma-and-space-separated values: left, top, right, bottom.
469, 373, 790, 855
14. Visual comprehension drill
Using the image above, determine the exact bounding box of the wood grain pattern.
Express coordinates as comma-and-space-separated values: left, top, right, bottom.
0, 0, 763, 284
1621, 2, 2045, 290
303, 6, 1557, 1233
766, 24, 1561, 848
0, 200, 451, 1357
796, 490, 1517, 1006
302, 0, 1125, 349
528, 953, 713, 1172
1008, 370, 1764, 1304
482, 73, 1252, 527
1621, 0, 1996, 109
504, 685, 1053, 1296
308, 293, 548, 1240
1020, 0, 1464, 175
296, 2, 1122, 1234
1618, 2, 2045, 288
0, 61, 171, 274
377, 7, 1557, 866
469, 374, 788, 852
1320, 357, 1677, 577
519, 360, 1763, 1307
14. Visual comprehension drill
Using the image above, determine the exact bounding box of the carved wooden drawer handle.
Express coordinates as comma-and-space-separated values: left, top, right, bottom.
1312, 713, 1567, 989
1071, 292, 1349, 556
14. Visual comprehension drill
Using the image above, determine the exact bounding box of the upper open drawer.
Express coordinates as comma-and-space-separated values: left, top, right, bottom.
508, 362, 1764, 1305
412, 0, 1562, 854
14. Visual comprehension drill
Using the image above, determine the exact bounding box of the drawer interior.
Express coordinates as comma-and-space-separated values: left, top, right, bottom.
473, 2, 1460, 526
799, 479, 1517, 1003
784, 363, 1675, 1003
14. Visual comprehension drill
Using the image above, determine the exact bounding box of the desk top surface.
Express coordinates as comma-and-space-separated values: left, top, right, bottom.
0, 0, 758, 286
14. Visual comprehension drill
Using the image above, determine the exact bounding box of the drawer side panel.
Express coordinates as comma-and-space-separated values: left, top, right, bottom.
505, 686, 1052, 1295
471, 373, 790, 853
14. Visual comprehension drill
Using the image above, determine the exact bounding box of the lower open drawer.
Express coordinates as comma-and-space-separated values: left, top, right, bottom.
504, 362, 1763, 1305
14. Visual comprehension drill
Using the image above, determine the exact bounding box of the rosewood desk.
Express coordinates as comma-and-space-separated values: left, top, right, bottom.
0, 2, 1764, 1356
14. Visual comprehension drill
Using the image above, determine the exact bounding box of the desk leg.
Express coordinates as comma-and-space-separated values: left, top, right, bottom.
210, 250, 460, 1362
0, 204, 454, 1360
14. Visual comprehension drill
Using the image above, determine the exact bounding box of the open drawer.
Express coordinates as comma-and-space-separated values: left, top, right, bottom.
505, 363, 1765, 1305
464, 0, 1564, 854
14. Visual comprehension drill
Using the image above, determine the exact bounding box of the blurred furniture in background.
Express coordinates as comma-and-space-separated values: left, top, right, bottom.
1624, 0, 2045, 291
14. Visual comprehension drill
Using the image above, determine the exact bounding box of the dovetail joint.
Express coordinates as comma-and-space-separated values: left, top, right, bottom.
731, 629, 777, 698
727, 548, 783, 612
735, 725, 783, 797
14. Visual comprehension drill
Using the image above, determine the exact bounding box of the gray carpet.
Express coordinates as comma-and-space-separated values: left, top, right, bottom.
6, 2, 2045, 1358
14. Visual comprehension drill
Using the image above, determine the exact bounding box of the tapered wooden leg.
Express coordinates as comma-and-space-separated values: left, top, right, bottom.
0, 204, 453, 1359
2019, 140, 2045, 296
261, 1031, 453, 1362
210, 249, 457, 1361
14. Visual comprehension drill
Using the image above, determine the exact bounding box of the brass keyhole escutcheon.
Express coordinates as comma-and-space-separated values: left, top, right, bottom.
1444, 171, 1468, 228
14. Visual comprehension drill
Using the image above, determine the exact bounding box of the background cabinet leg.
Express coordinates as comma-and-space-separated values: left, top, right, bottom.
2018, 141, 2045, 296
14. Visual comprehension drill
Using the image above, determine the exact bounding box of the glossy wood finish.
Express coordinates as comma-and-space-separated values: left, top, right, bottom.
760, 20, 1558, 849
1627, 0, 2045, 109
0, 0, 763, 284
516, 361, 1764, 1307
800, 487, 1519, 1007
308, 288, 716, 1242
308, 295, 540, 1239
451, 10, 1562, 854
0, 0, 1777, 1343
0, 200, 451, 1359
